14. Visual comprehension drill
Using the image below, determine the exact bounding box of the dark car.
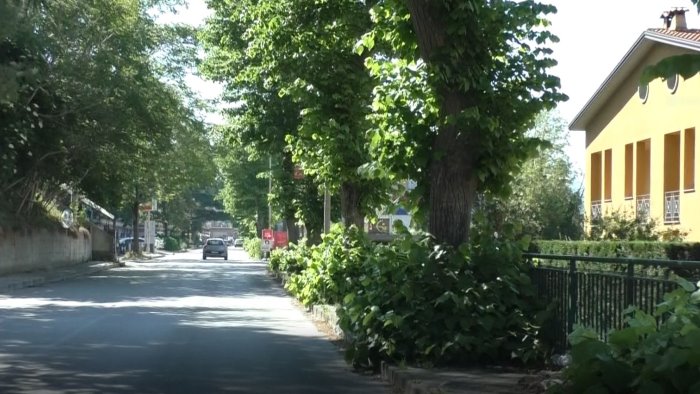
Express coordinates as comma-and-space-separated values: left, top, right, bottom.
203, 238, 228, 260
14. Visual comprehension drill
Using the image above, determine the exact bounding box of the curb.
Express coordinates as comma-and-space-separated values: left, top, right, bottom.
311, 304, 345, 338
381, 362, 439, 394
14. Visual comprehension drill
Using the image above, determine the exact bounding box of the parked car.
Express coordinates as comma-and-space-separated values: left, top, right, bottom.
203, 238, 228, 260
118, 237, 146, 255
233, 238, 244, 247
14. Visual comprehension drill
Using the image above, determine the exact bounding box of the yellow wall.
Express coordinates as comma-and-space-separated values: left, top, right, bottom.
585, 44, 700, 240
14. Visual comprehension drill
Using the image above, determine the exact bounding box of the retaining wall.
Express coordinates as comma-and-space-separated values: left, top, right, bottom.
90, 224, 113, 261
0, 226, 92, 276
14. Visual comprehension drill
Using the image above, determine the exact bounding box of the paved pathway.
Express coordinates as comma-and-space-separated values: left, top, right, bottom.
0, 248, 388, 393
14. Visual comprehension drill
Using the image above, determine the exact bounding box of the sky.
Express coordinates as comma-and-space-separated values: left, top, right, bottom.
159, 0, 700, 182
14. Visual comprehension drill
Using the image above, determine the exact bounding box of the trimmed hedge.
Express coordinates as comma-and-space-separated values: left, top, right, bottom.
532, 240, 700, 261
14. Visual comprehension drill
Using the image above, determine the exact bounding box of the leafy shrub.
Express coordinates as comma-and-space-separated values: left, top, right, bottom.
243, 237, 262, 259
269, 241, 311, 275
269, 248, 286, 273
338, 222, 546, 369
285, 225, 370, 307
164, 236, 179, 251
551, 278, 700, 393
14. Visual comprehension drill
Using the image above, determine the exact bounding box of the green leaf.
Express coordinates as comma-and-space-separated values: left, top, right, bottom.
678, 277, 696, 292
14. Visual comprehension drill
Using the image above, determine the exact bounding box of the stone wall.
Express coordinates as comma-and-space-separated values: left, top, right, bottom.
90, 224, 114, 261
0, 227, 92, 276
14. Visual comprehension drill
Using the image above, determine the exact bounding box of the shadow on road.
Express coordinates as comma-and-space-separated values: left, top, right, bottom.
0, 258, 386, 393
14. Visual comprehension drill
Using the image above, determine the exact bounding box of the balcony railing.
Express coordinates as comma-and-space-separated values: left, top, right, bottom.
664, 191, 680, 224
591, 200, 602, 220
636, 194, 650, 220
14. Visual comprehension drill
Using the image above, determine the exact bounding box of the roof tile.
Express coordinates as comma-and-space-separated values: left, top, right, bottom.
647, 28, 700, 42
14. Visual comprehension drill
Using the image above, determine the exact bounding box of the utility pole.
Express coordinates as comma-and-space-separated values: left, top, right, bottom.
323, 185, 331, 234
268, 155, 273, 229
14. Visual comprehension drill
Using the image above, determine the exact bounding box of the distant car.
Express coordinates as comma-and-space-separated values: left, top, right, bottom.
233, 238, 244, 247
203, 238, 228, 260
118, 237, 146, 254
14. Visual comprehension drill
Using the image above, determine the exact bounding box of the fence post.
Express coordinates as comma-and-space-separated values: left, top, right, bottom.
625, 263, 635, 307
568, 258, 578, 334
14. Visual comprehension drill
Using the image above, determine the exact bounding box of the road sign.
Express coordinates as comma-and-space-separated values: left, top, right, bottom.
60, 209, 73, 229
262, 228, 273, 240
261, 239, 272, 253
273, 231, 288, 248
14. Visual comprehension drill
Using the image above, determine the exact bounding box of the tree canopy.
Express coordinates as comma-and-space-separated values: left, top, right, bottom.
1, 0, 218, 248
201, 0, 566, 247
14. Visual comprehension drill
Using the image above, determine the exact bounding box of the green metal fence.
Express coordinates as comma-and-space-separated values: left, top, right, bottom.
524, 253, 700, 353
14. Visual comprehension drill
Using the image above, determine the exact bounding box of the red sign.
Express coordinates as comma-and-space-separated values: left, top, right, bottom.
273, 231, 288, 248
262, 228, 274, 240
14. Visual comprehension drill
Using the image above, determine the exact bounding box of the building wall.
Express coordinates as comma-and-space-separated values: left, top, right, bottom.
0, 227, 92, 276
585, 44, 700, 240
90, 224, 114, 261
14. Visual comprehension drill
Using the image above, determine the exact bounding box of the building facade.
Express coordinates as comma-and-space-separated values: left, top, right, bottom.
570, 10, 700, 240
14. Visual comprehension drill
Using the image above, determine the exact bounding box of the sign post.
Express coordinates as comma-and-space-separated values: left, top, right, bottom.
261, 228, 274, 257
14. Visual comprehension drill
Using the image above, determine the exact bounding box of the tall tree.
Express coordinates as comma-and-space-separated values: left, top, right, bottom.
201, 0, 389, 231
475, 111, 583, 240
361, 0, 566, 246
1, 0, 217, 256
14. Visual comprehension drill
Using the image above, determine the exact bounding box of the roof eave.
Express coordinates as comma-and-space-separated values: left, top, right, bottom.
568, 32, 650, 131
568, 30, 700, 132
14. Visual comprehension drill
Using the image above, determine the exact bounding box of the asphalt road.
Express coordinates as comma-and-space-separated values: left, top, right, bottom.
0, 248, 388, 394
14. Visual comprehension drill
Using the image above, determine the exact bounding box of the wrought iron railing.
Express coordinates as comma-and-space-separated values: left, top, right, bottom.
664, 190, 680, 224
590, 200, 602, 220
525, 253, 700, 353
636, 194, 650, 220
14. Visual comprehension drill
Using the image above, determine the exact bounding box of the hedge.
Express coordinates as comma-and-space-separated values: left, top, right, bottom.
531, 240, 700, 261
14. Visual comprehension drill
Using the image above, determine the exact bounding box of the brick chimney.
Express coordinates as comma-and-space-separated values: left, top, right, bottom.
661, 8, 688, 30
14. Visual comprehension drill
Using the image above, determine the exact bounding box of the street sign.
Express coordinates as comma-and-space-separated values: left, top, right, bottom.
273, 231, 288, 248
261, 239, 272, 253
60, 209, 73, 229
262, 228, 273, 240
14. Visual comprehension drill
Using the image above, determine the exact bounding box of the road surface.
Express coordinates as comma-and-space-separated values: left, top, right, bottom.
0, 248, 388, 393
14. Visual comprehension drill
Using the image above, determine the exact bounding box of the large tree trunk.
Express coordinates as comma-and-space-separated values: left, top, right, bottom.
429, 126, 477, 247
131, 200, 140, 253
286, 218, 300, 244
340, 181, 364, 229
406, 1, 478, 246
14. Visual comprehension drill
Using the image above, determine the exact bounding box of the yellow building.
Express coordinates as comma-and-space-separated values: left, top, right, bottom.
570, 9, 700, 240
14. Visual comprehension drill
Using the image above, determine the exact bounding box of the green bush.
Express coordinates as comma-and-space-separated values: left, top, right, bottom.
285, 225, 371, 307
533, 240, 700, 260
243, 237, 262, 259
164, 237, 179, 251
269, 241, 311, 275
338, 222, 546, 369
551, 278, 700, 393
269, 248, 286, 273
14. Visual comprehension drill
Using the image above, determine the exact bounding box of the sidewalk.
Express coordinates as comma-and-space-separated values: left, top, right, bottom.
0, 261, 118, 293
307, 302, 552, 394
381, 362, 539, 394
0, 249, 177, 293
